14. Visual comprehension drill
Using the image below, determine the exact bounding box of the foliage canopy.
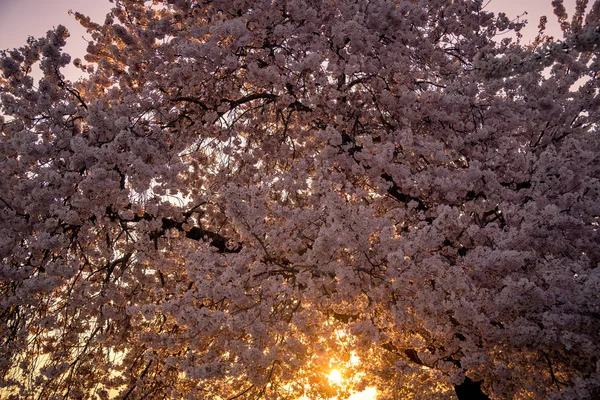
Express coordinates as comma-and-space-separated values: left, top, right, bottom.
1, 0, 600, 398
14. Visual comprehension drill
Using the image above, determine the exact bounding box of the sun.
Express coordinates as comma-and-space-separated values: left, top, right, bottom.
327, 369, 343, 386
324, 367, 377, 399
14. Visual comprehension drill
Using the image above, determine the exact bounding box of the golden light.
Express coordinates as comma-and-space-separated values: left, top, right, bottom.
323, 365, 377, 399
327, 369, 343, 386
348, 387, 378, 400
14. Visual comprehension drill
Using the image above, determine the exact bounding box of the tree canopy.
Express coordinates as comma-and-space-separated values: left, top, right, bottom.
1, 0, 599, 398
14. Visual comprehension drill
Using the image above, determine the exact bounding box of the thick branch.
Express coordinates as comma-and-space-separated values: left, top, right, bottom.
455, 377, 490, 400
380, 341, 490, 400
159, 217, 242, 253
108, 207, 242, 253
381, 173, 428, 211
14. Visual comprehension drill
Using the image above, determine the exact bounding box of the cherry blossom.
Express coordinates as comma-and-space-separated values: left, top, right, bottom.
1, 0, 599, 398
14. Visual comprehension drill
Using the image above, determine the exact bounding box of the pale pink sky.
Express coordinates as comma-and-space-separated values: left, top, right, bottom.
0, 0, 577, 78
0, 0, 111, 49
0, 0, 111, 79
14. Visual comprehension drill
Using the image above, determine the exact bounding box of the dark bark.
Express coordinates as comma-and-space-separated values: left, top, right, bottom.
455, 377, 490, 400
160, 217, 242, 253
378, 339, 490, 400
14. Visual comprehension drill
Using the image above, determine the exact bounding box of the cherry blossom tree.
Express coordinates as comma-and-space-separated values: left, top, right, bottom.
1, 0, 599, 398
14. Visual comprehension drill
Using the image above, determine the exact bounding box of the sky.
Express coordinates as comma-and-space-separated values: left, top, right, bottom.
0, 0, 578, 54
0, 0, 576, 81
0, 0, 111, 49
0, 0, 112, 79
0, 0, 112, 46
0, 0, 576, 85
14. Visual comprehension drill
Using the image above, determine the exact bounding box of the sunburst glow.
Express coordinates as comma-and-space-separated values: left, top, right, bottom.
327, 369, 343, 386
